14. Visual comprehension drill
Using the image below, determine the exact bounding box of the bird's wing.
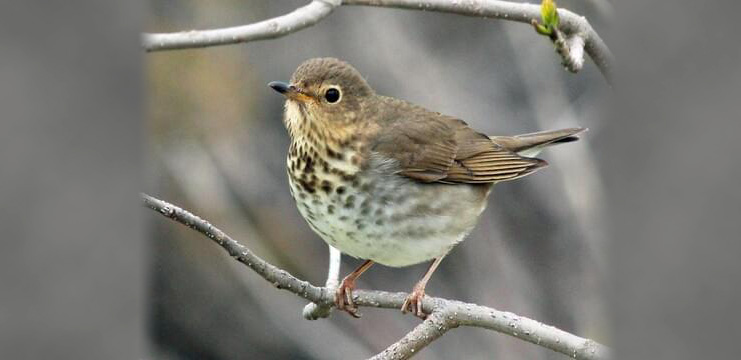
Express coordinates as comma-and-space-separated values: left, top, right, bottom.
369, 103, 546, 184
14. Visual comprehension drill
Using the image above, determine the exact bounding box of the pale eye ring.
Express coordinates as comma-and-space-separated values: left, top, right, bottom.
324, 87, 341, 103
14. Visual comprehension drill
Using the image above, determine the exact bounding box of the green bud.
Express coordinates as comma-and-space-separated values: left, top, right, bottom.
533, 22, 552, 36
541, 0, 559, 30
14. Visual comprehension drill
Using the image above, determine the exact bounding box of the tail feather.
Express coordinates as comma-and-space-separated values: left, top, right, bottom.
491, 127, 586, 157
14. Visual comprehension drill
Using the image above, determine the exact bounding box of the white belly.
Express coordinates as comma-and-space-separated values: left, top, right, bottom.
289, 165, 490, 267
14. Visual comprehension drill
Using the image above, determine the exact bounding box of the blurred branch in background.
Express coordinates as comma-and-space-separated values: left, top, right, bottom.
142, 0, 613, 84
142, 194, 608, 360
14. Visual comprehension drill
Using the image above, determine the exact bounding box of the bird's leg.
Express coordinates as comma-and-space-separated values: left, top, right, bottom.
335, 259, 374, 318
402, 256, 445, 319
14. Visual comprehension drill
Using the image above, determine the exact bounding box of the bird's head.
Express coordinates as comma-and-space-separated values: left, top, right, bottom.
269, 58, 375, 146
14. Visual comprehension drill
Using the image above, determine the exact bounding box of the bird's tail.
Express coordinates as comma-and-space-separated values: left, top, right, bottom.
490, 127, 586, 157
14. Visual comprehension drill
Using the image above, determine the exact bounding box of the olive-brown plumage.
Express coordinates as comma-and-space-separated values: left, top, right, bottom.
269, 57, 584, 318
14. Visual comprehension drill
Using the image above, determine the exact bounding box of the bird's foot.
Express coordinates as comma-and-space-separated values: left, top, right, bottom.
401, 284, 428, 319
334, 277, 361, 318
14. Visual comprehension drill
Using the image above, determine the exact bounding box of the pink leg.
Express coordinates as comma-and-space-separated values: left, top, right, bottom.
335, 260, 374, 318
402, 256, 444, 319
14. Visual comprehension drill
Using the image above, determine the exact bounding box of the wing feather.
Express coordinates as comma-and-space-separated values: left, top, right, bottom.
369, 97, 547, 184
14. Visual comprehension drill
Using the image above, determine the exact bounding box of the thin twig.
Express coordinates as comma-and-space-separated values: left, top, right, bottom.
368, 311, 454, 360
143, 193, 608, 359
343, 0, 612, 83
534, 21, 586, 73
142, 0, 613, 83
143, 0, 342, 52
302, 245, 341, 319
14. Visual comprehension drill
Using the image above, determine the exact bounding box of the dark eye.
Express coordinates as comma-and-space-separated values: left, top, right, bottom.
324, 88, 341, 103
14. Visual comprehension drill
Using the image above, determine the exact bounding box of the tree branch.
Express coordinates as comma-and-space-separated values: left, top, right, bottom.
142, 0, 613, 83
143, 193, 609, 359
302, 245, 341, 320
343, 0, 612, 83
143, 0, 342, 52
369, 311, 453, 360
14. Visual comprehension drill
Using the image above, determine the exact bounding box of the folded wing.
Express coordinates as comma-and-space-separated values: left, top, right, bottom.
370, 110, 547, 184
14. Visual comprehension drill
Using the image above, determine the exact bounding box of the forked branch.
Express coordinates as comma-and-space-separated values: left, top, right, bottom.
143, 0, 613, 83
142, 193, 608, 359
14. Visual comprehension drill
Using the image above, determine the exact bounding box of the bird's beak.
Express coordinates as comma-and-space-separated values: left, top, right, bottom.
268, 81, 312, 102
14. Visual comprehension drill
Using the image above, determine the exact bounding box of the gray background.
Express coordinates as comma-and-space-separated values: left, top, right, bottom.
0, 0, 739, 359
0, 1, 145, 359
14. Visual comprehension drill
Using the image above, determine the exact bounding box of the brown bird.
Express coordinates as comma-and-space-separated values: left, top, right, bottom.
269, 58, 584, 318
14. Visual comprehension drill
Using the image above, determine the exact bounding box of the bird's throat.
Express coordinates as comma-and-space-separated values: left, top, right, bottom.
283, 100, 364, 175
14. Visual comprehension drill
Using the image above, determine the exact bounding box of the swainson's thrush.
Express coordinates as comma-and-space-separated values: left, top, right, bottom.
269, 58, 584, 318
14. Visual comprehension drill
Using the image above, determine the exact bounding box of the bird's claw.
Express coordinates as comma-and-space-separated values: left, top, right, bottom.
335, 279, 362, 318
401, 286, 428, 319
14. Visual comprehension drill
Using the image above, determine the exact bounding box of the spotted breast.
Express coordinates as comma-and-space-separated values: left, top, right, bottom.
287, 135, 491, 268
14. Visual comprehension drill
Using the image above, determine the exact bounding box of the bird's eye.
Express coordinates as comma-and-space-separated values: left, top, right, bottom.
324, 88, 341, 103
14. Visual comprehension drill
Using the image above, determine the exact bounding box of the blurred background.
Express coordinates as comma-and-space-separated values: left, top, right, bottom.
147, 1, 612, 359
4, 1, 741, 359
